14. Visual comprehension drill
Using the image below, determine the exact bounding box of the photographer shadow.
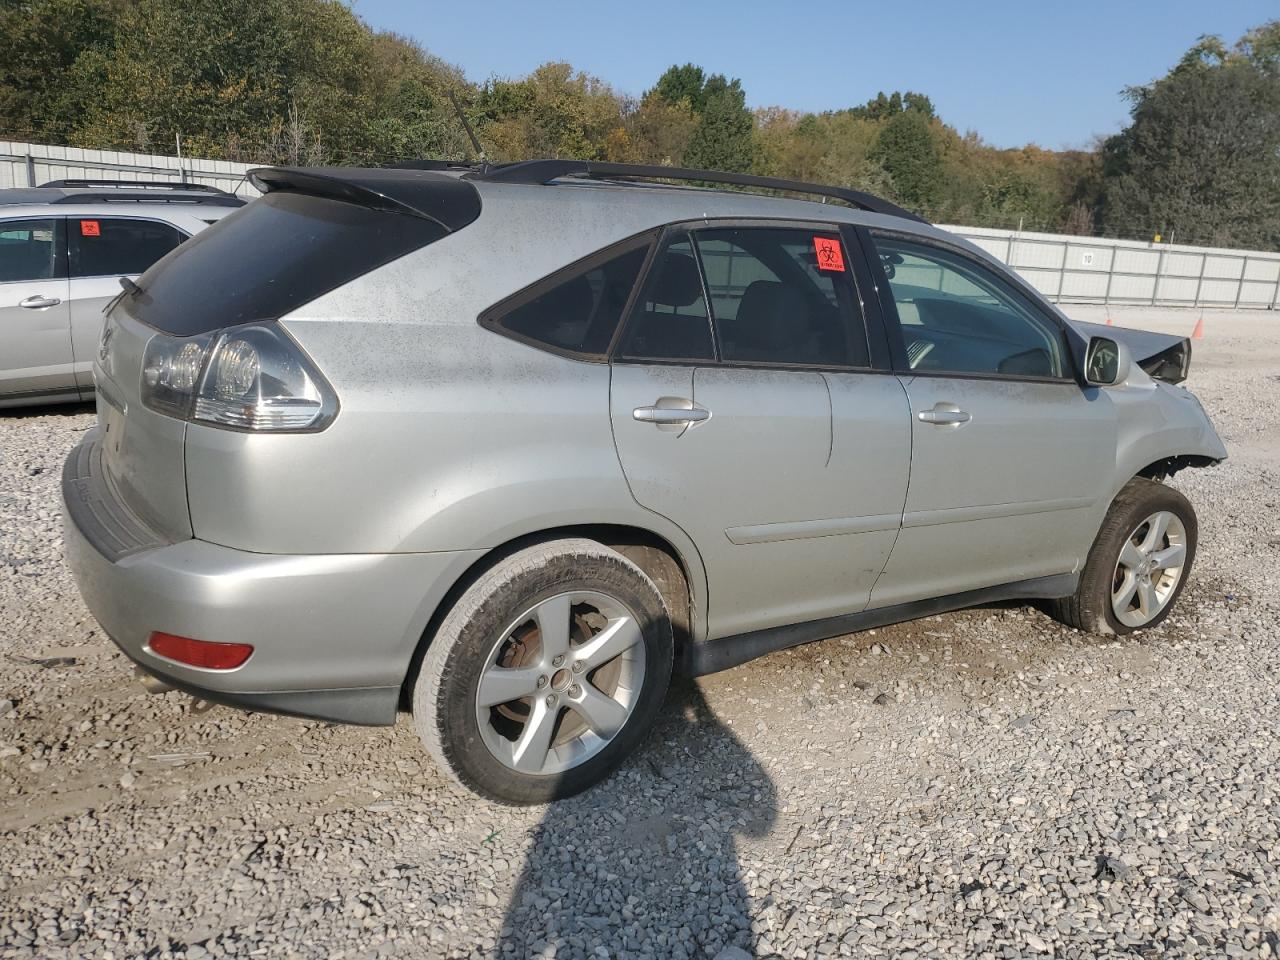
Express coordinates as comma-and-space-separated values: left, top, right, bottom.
496, 678, 776, 959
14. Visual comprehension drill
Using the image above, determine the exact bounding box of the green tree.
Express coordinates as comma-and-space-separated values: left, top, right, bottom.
871, 109, 942, 213
476, 62, 622, 162
682, 74, 754, 172
0, 0, 118, 144
1100, 22, 1280, 247
849, 90, 935, 122
649, 63, 708, 112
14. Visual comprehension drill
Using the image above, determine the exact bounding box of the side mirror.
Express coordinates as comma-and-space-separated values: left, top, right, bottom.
1084, 336, 1132, 386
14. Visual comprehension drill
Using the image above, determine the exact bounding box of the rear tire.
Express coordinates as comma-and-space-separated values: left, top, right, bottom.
413, 539, 674, 805
1051, 477, 1197, 635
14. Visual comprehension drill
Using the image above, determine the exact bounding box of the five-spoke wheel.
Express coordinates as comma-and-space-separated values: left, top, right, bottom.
1111, 510, 1188, 628
1052, 477, 1197, 635
475, 591, 647, 776
413, 539, 673, 804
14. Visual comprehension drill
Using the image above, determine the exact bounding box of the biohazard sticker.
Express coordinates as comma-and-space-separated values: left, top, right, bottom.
814, 236, 844, 272
80, 220, 101, 237
814, 235, 844, 271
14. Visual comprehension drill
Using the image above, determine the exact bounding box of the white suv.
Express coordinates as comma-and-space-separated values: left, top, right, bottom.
0, 179, 243, 407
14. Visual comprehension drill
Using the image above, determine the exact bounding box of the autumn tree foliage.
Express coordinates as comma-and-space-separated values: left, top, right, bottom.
2, 2, 1277, 247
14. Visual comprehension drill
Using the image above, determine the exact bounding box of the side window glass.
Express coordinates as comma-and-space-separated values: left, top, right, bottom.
490, 241, 649, 357
694, 227, 867, 368
0, 219, 64, 283
616, 233, 715, 361
69, 218, 185, 278
871, 233, 1065, 378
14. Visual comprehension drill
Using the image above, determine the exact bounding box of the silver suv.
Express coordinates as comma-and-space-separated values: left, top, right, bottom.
62, 161, 1225, 803
0, 180, 242, 407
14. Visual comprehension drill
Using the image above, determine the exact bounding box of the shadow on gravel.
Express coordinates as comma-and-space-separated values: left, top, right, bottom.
497, 679, 775, 959
0, 400, 95, 420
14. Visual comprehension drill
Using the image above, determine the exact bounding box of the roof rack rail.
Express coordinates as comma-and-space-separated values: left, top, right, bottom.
470, 159, 927, 223
385, 159, 483, 173
39, 179, 230, 193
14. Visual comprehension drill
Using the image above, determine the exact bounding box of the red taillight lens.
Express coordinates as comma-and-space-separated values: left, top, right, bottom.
147, 632, 254, 670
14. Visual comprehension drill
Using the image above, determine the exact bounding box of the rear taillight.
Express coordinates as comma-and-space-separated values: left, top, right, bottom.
148, 632, 254, 670
141, 323, 337, 432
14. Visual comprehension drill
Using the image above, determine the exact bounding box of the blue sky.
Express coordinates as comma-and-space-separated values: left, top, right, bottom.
351, 0, 1275, 149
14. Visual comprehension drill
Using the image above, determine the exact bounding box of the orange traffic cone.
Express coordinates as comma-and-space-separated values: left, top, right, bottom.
1106, 315, 1114, 326
1192, 315, 1205, 340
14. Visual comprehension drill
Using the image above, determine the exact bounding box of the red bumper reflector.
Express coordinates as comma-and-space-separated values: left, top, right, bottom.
148, 632, 254, 670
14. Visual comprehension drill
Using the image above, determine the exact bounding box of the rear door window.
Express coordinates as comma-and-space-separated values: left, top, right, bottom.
483, 235, 651, 358
0, 219, 65, 282
69, 218, 186, 278
615, 232, 716, 362
693, 227, 869, 368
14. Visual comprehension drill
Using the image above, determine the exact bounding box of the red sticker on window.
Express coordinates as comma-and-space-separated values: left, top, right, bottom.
814, 236, 844, 272
80, 220, 100, 237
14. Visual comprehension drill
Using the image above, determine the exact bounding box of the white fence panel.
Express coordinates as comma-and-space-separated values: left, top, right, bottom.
941, 224, 1280, 310
0, 139, 258, 197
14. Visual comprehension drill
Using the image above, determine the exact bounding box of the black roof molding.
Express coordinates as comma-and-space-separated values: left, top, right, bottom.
471, 159, 928, 223
248, 166, 482, 232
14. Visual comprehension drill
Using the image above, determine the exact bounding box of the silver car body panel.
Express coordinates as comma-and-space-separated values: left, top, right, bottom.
0, 201, 234, 407
62, 173, 1227, 722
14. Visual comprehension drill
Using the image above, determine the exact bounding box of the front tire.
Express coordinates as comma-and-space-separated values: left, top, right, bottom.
413, 539, 674, 804
1051, 477, 1197, 634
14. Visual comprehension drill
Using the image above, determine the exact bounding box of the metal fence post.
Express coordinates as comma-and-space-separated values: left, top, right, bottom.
1270, 263, 1280, 310
1234, 256, 1249, 309
1057, 243, 1068, 301
25, 153, 35, 187
1151, 246, 1166, 306
1103, 248, 1114, 305
1192, 253, 1207, 308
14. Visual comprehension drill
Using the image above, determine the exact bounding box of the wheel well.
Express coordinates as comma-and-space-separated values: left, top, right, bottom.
398, 525, 695, 710
1136, 454, 1219, 482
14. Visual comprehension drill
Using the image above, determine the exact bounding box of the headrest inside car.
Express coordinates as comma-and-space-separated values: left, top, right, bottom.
648, 252, 703, 307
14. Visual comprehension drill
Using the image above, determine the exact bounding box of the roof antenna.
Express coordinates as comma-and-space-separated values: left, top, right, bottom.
448, 90, 486, 166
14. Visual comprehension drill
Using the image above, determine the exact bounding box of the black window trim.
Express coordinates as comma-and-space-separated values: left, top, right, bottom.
608, 225, 719, 366
611, 216, 887, 375
65, 213, 192, 281
0, 215, 67, 283
477, 227, 661, 363
862, 225, 1083, 386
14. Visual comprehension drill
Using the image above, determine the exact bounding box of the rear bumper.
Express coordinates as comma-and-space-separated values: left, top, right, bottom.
62, 430, 482, 725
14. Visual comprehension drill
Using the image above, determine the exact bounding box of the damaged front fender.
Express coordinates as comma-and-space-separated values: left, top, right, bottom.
1066, 319, 1192, 385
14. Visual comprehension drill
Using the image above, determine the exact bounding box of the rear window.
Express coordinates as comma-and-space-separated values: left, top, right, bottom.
122, 191, 448, 336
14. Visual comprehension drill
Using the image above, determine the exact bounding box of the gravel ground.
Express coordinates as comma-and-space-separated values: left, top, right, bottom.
1, 305, 1278, 960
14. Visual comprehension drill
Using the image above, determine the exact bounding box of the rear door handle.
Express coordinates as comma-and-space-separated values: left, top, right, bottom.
633, 404, 711, 424
20, 295, 61, 309
917, 402, 971, 426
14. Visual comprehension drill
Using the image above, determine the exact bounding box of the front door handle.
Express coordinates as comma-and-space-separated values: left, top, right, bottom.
633, 403, 711, 425
19, 295, 61, 309
917, 402, 971, 426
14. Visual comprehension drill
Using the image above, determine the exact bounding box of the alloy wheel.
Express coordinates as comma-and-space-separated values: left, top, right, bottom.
1111, 510, 1187, 628
474, 591, 646, 776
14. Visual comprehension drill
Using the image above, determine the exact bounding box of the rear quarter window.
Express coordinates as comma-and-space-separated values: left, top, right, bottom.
481, 233, 654, 359
123, 191, 448, 336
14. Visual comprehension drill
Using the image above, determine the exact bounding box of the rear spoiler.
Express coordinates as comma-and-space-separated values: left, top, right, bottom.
247, 166, 481, 233
1069, 320, 1191, 385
